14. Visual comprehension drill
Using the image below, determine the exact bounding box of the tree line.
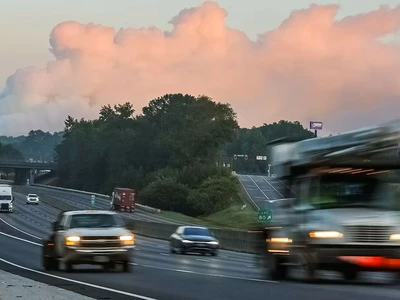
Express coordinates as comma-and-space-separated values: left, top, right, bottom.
1, 94, 314, 216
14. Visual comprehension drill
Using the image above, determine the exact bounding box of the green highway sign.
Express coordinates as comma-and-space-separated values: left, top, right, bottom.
258, 208, 273, 223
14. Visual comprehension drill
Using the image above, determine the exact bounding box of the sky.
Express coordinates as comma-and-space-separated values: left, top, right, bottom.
1, 0, 400, 136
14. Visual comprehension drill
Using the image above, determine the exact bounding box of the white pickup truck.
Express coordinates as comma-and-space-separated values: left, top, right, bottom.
26, 194, 39, 205
42, 210, 134, 272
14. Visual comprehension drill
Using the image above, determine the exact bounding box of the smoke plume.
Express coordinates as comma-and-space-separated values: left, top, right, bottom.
1, 2, 400, 135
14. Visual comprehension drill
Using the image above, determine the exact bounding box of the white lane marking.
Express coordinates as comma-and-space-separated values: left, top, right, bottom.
0, 218, 42, 240
0, 232, 42, 246
196, 259, 209, 262
0, 258, 157, 300
247, 175, 270, 200
130, 262, 277, 284
261, 177, 284, 198
1, 231, 277, 284
160, 253, 169, 256
238, 178, 260, 210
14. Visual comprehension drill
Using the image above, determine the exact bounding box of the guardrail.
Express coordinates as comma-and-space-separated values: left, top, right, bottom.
31, 183, 160, 214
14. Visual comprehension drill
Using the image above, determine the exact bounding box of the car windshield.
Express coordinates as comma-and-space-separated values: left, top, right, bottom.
69, 214, 125, 229
183, 227, 211, 236
28, 194, 37, 197
0, 195, 11, 201
310, 174, 397, 210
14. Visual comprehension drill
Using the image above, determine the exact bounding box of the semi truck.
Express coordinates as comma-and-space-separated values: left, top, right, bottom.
0, 184, 14, 212
110, 188, 135, 212
257, 121, 400, 282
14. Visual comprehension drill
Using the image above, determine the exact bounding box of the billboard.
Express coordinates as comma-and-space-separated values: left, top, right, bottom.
310, 121, 323, 130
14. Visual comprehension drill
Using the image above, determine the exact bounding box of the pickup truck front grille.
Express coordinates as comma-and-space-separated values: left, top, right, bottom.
82, 236, 119, 240
79, 236, 121, 248
344, 226, 391, 243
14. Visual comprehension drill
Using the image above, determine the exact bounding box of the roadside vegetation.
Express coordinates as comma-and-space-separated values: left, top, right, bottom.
1, 93, 314, 221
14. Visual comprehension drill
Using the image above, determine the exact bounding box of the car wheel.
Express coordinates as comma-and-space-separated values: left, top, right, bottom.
211, 251, 218, 257
170, 246, 176, 254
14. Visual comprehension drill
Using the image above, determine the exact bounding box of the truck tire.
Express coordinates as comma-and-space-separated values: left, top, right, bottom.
342, 265, 358, 281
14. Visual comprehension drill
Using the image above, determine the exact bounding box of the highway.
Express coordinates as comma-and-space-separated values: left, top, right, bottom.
1, 186, 400, 299
238, 174, 295, 209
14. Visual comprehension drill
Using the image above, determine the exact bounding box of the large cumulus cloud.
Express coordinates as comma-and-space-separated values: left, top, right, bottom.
1, 2, 400, 135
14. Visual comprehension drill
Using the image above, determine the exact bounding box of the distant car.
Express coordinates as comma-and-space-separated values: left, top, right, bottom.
170, 226, 219, 256
42, 210, 134, 272
26, 194, 39, 205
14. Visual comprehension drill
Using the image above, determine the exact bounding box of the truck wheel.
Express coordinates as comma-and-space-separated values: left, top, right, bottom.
269, 255, 288, 280
103, 262, 116, 271
342, 266, 358, 281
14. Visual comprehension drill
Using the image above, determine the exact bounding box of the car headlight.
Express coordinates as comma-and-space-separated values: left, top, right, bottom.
390, 234, 400, 240
66, 236, 80, 246
182, 240, 193, 243
208, 241, 219, 245
309, 231, 343, 238
120, 235, 134, 245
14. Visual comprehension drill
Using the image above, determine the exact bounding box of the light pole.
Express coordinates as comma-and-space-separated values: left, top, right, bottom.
268, 164, 271, 177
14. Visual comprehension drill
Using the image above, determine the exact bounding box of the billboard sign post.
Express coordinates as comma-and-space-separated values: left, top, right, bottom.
310, 121, 323, 137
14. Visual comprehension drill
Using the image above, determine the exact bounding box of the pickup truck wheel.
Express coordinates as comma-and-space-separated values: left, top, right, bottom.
122, 261, 130, 272
65, 261, 73, 273
269, 255, 288, 280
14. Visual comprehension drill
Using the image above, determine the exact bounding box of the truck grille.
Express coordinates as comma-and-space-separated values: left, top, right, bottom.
0, 203, 9, 209
80, 236, 120, 248
344, 226, 391, 243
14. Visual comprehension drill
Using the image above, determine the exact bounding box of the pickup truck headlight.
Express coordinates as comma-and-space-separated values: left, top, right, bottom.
120, 235, 134, 245
182, 240, 193, 243
208, 241, 219, 245
66, 236, 80, 246
390, 234, 400, 240
309, 231, 343, 238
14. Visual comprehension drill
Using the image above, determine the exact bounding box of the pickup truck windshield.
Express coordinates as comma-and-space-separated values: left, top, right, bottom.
69, 214, 125, 229
0, 195, 12, 200
310, 174, 397, 210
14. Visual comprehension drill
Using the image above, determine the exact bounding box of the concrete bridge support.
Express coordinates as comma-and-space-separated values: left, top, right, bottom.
14, 168, 33, 185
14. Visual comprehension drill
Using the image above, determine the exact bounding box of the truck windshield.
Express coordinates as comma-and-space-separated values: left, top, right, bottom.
0, 195, 12, 200
310, 174, 397, 210
69, 214, 125, 229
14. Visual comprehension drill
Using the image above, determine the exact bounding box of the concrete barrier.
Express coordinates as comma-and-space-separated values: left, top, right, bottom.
125, 219, 261, 254
31, 183, 160, 214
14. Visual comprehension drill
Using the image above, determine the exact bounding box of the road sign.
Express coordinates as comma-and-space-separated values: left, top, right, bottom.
256, 156, 267, 161
91, 195, 95, 206
310, 121, 323, 130
258, 208, 273, 223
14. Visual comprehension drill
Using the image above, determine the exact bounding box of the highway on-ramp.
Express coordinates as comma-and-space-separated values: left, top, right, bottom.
238, 174, 295, 209
0, 186, 399, 299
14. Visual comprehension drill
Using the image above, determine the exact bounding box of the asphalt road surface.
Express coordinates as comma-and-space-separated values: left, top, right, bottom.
238, 174, 295, 209
1, 186, 400, 299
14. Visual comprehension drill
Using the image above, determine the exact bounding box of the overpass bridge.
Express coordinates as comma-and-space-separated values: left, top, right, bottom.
0, 160, 57, 184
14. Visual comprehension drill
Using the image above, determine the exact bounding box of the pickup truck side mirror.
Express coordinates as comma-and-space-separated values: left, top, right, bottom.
52, 222, 63, 231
